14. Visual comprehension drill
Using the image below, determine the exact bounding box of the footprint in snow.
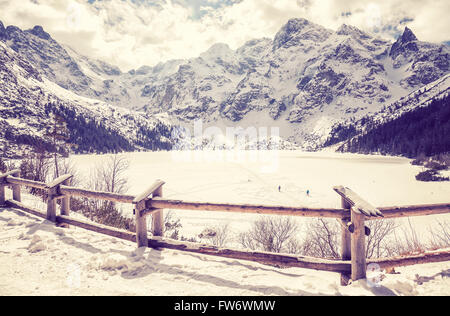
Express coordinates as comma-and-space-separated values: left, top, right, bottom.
18, 232, 31, 240
7, 219, 23, 226
28, 235, 46, 253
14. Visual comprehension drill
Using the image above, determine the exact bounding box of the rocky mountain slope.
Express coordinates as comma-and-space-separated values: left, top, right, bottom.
336, 92, 450, 158
0, 18, 449, 152
324, 74, 450, 149
0, 38, 173, 158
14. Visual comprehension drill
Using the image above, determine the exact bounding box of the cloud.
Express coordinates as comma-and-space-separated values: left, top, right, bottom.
0, 0, 448, 71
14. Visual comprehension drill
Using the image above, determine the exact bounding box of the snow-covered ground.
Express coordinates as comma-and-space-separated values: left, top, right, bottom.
0, 208, 449, 296
69, 151, 450, 242
1, 150, 449, 296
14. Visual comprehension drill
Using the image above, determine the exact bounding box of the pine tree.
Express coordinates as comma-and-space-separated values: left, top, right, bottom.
0, 157, 7, 173
44, 114, 70, 177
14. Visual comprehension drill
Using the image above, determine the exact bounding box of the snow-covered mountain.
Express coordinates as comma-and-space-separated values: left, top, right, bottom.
0, 37, 173, 158
324, 73, 450, 150
0, 18, 449, 152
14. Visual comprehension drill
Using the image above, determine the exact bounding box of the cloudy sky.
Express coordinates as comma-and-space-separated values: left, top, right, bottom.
0, 0, 449, 71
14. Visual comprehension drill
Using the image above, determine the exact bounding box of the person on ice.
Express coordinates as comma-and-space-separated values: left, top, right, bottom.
306, 189, 310, 197
278, 185, 281, 192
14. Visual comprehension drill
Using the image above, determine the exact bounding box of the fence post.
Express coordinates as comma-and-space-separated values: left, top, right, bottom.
60, 178, 71, 228
152, 185, 164, 237
0, 169, 21, 206
133, 180, 166, 248
46, 175, 73, 223
135, 201, 147, 248
350, 208, 367, 280
333, 186, 383, 282
340, 197, 352, 286
12, 170, 21, 202
46, 188, 57, 222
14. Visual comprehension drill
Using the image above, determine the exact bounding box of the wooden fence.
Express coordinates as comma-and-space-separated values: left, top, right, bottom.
1, 169, 449, 285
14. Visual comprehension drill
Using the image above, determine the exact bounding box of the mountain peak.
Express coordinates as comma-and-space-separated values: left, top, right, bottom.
281, 18, 311, 34
336, 24, 370, 39
27, 25, 51, 40
206, 43, 232, 54
287, 17, 311, 25
273, 17, 328, 50
336, 24, 355, 34
400, 26, 418, 43
390, 26, 419, 58
201, 43, 234, 60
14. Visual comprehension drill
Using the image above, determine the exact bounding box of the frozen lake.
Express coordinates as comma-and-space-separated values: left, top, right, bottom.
69, 151, 449, 243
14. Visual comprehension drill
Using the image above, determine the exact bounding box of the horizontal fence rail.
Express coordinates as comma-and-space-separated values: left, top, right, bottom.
1, 169, 449, 285
378, 204, 450, 219
6, 176, 47, 190
145, 198, 348, 218
59, 186, 135, 204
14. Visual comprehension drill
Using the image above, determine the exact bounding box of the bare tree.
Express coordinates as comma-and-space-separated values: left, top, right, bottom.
53, 158, 80, 187
387, 219, 425, 257
19, 149, 51, 198
429, 220, 450, 250
44, 113, 70, 178
285, 238, 305, 255
366, 219, 399, 259
162, 211, 204, 242
239, 231, 258, 251
282, 218, 399, 259
70, 154, 134, 232
98, 155, 130, 194
84, 154, 130, 210
302, 219, 340, 259
164, 211, 183, 240
199, 223, 230, 248
239, 216, 298, 253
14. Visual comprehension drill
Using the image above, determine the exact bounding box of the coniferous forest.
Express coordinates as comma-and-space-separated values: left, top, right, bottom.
44, 102, 173, 154
338, 94, 450, 158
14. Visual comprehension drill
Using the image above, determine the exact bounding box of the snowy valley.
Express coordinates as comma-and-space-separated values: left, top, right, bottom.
1, 151, 449, 296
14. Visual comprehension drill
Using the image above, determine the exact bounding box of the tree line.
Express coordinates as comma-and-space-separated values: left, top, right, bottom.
5, 101, 174, 157
337, 94, 450, 158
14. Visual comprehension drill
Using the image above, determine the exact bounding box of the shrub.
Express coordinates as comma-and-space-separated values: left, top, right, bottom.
415, 170, 449, 182
199, 224, 230, 248
301, 219, 340, 259
387, 219, 426, 256
436, 153, 450, 167
71, 199, 135, 232
429, 221, 450, 250
19, 151, 51, 198
365, 219, 399, 259
164, 211, 183, 240
411, 154, 428, 166
67, 154, 135, 232
424, 160, 448, 171
239, 216, 298, 253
